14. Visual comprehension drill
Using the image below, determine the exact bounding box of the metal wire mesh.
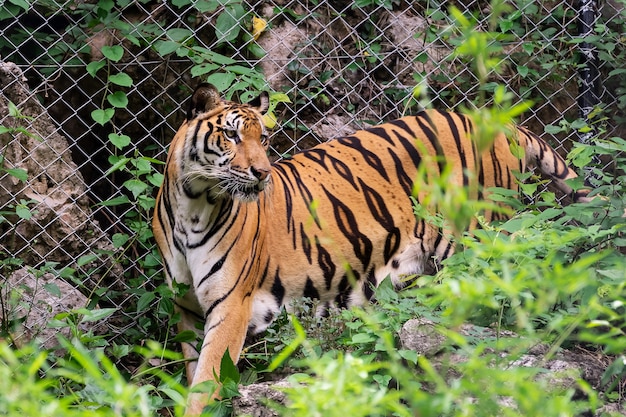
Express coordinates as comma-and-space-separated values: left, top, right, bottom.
0, 0, 624, 369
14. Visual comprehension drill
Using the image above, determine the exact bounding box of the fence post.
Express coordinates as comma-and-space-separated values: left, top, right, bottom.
577, 0, 603, 179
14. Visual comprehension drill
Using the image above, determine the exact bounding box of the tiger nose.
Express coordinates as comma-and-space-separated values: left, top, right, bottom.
251, 166, 270, 181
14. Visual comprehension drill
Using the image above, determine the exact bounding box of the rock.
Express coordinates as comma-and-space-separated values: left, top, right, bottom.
256, 20, 309, 92
399, 317, 447, 356
232, 379, 290, 417
0, 61, 121, 288
1, 267, 106, 349
399, 318, 613, 397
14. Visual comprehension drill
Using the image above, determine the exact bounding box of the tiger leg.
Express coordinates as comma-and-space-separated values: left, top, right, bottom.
174, 304, 203, 384
186, 293, 253, 416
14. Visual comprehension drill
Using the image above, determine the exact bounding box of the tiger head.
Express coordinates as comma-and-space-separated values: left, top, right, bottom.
181, 83, 271, 202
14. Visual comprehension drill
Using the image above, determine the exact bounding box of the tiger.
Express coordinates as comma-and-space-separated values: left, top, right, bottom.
152, 83, 592, 414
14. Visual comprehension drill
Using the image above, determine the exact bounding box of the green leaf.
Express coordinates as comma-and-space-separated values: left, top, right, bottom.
160, 388, 186, 406
270, 92, 291, 103
373, 373, 392, 386
193, 0, 220, 12
517, 65, 529, 77
43, 282, 62, 298
111, 343, 131, 360
247, 42, 266, 58
172, 330, 197, 343
101, 45, 124, 62
219, 378, 241, 399
206, 72, 236, 92
537, 207, 563, 221
208, 52, 237, 66
499, 19, 513, 32
108, 133, 131, 150
219, 348, 240, 384
225, 65, 254, 75
112, 233, 130, 248
97, 195, 131, 206
86, 61, 106, 77
79, 307, 117, 323
8, 0, 29, 11
544, 124, 563, 134
91, 108, 115, 125
608, 68, 626, 77
568, 145, 595, 168
105, 156, 130, 175
137, 156, 165, 164
190, 380, 219, 395
123, 179, 149, 199
215, 4, 246, 44
131, 157, 152, 173
398, 349, 419, 364
107, 91, 129, 108
6, 167, 28, 182
350, 332, 377, 344
108, 73, 133, 87
57, 267, 75, 279
154, 40, 180, 56
191, 63, 220, 77
191, 47, 237, 65
166, 28, 193, 42
202, 399, 232, 417
144, 252, 162, 268
267, 316, 306, 372
136, 291, 155, 311
8, 101, 19, 117
97, 0, 114, 12
147, 173, 164, 187
77, 254, 99, 267
15, 205, 32, 220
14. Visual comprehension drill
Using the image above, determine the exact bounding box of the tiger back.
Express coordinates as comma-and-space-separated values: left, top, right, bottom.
152, 84, 589, 414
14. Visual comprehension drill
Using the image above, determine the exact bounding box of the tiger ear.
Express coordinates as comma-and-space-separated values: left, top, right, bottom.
187, 83, 221, 120
248, 91, 269, 115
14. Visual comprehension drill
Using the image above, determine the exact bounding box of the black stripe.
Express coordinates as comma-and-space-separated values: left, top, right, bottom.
189, 120, 203, 161
257, 260, 270, 288
205, 317, 225, 335
441, 112, 470, 187
273, 160, 320, 228
157, 175, 180, 254
187, 199, 234, 249
386, 122, 423, 173
366, 126, 395, 145
315, 236, 336, 290
302, 148, 359, 191
322, 185, 373, 270
335, 274, 353, 308
336, 135, 390, 182
202, 122, 219, 156
271, 165, 295, 233
300, 223, 312, 263
490, 147, 504, 188
364, 267, 377, 300
271, 272, 285, 307
198, 252, 227, 288
303, 277, 320, 300
389, 149, 416, 196
358, 178, 401, 263
415, 114, 446, 174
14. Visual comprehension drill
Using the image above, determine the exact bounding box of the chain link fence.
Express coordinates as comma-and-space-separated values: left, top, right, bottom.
1, 0, 625, 369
